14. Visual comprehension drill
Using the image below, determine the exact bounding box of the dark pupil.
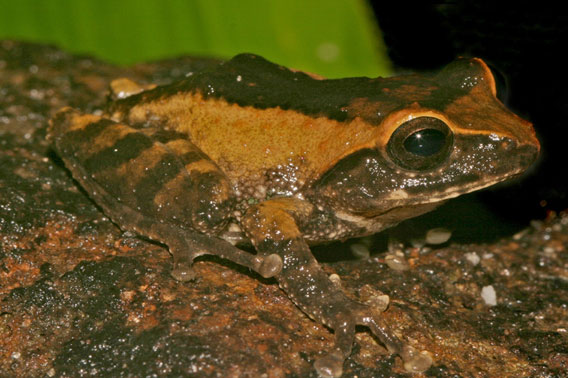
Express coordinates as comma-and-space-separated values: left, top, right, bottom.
403, 129, 446, 157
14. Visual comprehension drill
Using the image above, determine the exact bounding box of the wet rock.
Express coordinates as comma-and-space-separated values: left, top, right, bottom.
1, 40, 566, 377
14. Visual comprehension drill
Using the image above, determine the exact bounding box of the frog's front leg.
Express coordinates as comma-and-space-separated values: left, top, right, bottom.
48, 108, 282, 281
241, 198, 432, 377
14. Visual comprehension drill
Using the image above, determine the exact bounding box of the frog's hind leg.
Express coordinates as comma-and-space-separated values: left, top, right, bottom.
314, 303, 433, 376
48, 108, 282, 281
241, 198, 432, 377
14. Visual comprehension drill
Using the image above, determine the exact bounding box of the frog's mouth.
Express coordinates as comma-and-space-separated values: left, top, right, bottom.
359, 166, 529, 220
366, 200, 446, 222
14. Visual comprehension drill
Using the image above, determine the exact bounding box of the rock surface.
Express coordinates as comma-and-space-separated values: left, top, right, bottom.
1, 41, 567, 377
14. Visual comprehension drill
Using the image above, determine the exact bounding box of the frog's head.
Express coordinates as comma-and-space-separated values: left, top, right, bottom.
315, 58, 539, 221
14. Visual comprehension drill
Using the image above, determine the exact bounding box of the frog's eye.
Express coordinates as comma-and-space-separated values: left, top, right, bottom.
387, 116, 453, 171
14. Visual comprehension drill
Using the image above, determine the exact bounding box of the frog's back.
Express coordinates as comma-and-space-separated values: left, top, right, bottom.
105, 53, 503, 198
106, 54, 399, 192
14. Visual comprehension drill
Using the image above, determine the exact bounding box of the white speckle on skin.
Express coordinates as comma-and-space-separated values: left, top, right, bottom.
481, 285, 497, 306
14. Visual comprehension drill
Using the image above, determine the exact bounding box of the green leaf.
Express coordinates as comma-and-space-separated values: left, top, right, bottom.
0, 0, 391, 77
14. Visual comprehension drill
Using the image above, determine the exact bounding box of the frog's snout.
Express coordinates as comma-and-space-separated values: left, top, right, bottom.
517, 142, 540, 171
493, 136, 540, 179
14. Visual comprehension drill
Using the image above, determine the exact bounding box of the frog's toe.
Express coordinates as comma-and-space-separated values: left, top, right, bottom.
400, 345, 433, 373
313, 350, 344, 378
258, 253, 283, 278
171, 263, 196, 282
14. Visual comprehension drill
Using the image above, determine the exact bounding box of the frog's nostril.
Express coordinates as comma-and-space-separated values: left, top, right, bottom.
501, 139, 515, 151
522, 144, 540, 167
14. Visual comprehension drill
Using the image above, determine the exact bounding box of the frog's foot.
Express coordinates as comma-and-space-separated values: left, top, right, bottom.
313, 303, 432, 377
358, 309, 433, 373
169, 236, 198, 282
315, 347, 433, 377
314, 350, 344, 378
171, 259, 197, 282
171, 264, 196, 282
400, 344, 434, 373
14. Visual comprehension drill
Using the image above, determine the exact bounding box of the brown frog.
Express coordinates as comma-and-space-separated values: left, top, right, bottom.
47, 54, 539, 377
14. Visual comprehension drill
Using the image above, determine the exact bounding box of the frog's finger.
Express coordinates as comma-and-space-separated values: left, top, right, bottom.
177, 229, 283, 280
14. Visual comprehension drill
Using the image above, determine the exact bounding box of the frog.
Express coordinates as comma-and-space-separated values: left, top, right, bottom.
47, 53, 539, 377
